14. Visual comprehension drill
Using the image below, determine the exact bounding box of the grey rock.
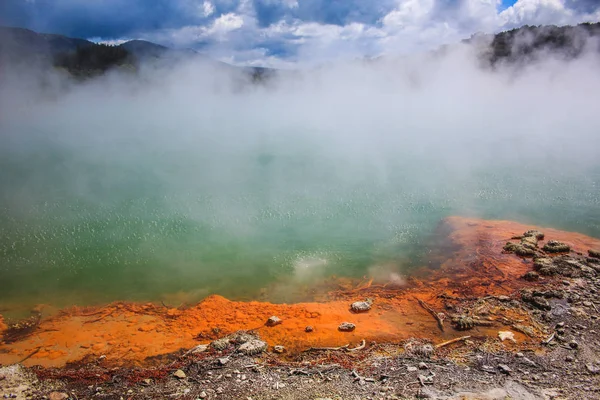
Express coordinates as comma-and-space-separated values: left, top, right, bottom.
218, 357, 230, 365
211, 338, 230, 351
199, 391, 208, 399
266, 316, 282, 327
338, 322, 356, 332
589, 249, 600, 259
350, 298, 373, 313
238, 339, 268, 355
524, 230, 545, 240
522, 271, 540, 281
498, 364, 512, 374
190, 344, 209, 354
569, 340, 579, 349
586, 364, 600, 374
273, 345, 285, 353
173, 369, 186, 379
543, 240, 570, 253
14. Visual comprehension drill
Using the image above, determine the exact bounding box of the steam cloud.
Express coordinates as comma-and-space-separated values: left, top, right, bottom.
1, 35, 600, 309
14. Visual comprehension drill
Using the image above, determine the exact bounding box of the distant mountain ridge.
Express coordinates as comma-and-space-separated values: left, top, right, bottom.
0, 26, 274, 81
2, 22, 600, 79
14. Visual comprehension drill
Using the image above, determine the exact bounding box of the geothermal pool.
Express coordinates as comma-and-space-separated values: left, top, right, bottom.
1, 127, 599, 317
2, 56, 600, 317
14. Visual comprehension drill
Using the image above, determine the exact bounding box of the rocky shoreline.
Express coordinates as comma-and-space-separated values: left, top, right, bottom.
1, 217, 600, 399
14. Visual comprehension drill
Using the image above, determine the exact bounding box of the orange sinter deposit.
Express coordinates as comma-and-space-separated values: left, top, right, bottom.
1, 216, 599, 368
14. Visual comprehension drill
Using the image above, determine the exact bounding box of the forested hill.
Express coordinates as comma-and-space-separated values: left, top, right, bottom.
0, 26, 273, 80
466, 22, 600, 65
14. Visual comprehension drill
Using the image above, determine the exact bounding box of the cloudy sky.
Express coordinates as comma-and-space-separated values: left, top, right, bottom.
1, 0, 599, 66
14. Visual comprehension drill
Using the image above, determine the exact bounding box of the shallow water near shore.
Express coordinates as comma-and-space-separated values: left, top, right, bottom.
1, 128, 600, 318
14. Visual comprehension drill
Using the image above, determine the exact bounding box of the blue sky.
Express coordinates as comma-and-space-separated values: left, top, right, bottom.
1, 0, 599, 66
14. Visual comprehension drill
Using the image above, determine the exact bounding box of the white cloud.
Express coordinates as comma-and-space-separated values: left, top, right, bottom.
203, 1, 215, 17
210, 13, 245, 35
132, 0, 600, 66
382, 0, 435, 29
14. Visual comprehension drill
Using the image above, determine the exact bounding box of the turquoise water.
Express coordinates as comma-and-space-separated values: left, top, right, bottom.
2, 59, 600, 315
1, 124, 599, 315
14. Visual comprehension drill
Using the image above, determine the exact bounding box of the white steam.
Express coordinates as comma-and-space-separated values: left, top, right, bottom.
1, 37, 600, 306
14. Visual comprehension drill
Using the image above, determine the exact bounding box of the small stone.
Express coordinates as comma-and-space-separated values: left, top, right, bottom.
266, 316, 282, 327
305, 325, 314, 332
216, 387, 224, 394
191, 344, 209, 354
498, 331, 516, 342
569, 340, 579, 349
199, 391, 208, 399
350, 299, 373, 313
566, 355, 575, 362
583, 301, 593, 307
498, 364, 512, 374
238, 339, 268, 355
589, 249, 600, 259
142, 378, 152, 385
586, 364, 600, 374
173, 369, 186, 379
418, 362, 428, 370
338, 322, 356, 332
522, 271, 539, 281
516, 352, 524, 358
48, 394, 69, 400
218, 357, 230, 365
523, 230, 545, 240
543, 240, 570, 253
273, 345, 285, 353
407, 366, 418, 372
211, 337, 230, 351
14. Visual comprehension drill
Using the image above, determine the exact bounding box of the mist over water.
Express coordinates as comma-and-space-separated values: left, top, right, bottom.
1, 45, 600, 314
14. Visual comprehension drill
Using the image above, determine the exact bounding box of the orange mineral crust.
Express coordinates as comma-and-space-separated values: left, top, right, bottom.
1, 216, 598, 368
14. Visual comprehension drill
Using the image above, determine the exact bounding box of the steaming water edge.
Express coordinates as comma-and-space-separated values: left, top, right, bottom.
1, 128, 599, 317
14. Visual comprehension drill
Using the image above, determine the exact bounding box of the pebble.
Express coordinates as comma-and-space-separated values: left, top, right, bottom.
338, 322, 356, 332
498, 364, 512, 374
305, 325, 314, 332
191, 344, 209, 354
407, 366, 418, 372
173, 369, 186, 379
566, 356, 575, 362
586, 364, 600, 374
199, 391, 208, 399
418, 362, 428, 370
266, 316, 282, 327
273, 345, 285, 353
218, 357, 230, 365
238, 339, 268, 355
569, 340, 579, 349
350, 299, 372, 313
